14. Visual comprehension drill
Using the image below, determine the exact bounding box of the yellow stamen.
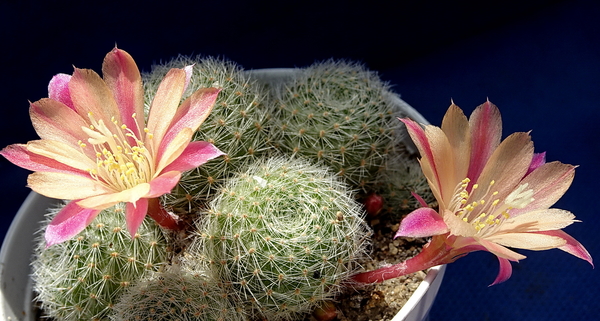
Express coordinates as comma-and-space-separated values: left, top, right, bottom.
450, 176, 529, 235
83, 113, 154, 190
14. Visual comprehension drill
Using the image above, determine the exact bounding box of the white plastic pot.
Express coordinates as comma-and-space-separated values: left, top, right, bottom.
0, 68, 444, 321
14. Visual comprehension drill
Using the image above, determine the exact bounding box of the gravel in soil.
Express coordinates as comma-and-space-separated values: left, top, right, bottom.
311, 215, 429, 321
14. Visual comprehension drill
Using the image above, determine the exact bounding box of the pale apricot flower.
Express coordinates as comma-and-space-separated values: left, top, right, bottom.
1, 48, 224, 246
353, 101, 592, 285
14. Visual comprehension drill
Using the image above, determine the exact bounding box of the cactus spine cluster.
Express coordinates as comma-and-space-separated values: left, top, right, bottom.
143, 57, 276, 212
268, 60, 405, 195
32, 203, 169, 321
113, 270, 244, 321
184, 157, 371, 321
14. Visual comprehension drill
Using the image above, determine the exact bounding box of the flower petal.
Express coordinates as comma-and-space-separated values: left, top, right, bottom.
125, 198, 148, 237
69, 67, 120, 124
76, 183, 151, 210
400, 118, 436, 172
471, 132, 533, 202
28, 172, 111, 200
25, 140, 96, 172
510, 161, 576, 215
441, 103, 471, 184
48, 73, 75, 110
45, 201, 100, 247
160, 87, 220, 152
444, 209, 477, 237
402, 118, 456, 204
424, 124, 458, 204
183, 64, 194, 92
146, 68, 186, 151
102, 47, 145, 135
396, 207, 448, 238
147, 171, 181, 198
467, 101, 502, 182
0, 144, 88, 176
525, 152, 546, 176
487, 231, 567, 251
155, 127, 194, 173
418, 159, 443, 204
498, 208, 576, 233
489, 257, 513, 286
411, 191, 429, 208
535, 230, 593, 266
476, 238, 526, 261
161, 141, 225, 173
29, 98, 91, 151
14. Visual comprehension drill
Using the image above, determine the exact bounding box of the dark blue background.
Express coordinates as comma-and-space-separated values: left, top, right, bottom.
1, 1, 598, 320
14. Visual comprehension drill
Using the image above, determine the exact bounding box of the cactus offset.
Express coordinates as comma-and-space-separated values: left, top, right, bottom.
143, 56, 276, 213
184, 157, 371, 321
373, 151, 435, 217
113, 270, 244, 321
32, 203, 169, 321
268, 61, 404, 194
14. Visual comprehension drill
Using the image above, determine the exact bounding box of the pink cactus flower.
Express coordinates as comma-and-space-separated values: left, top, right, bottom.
1, 48, 224, 246
353, 101, 592, 285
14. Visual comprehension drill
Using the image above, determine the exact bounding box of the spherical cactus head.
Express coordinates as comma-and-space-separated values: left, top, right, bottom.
372, 151, 435, 218
271, 60, 404, 194
113, 270, 245, 321
143, 56, 276, 213
185, 156, 372, 320
32, 203, 170, 321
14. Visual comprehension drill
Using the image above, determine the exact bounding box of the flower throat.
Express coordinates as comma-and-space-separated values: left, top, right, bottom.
448, 177, 535, 233
79, 112, 154, 190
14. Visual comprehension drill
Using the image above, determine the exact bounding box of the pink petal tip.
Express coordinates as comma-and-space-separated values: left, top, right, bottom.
396, 207, 448, 238
45, 201, 100, 247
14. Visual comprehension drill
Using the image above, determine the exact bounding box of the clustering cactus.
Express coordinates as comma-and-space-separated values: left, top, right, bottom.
267, 61, 405, 195
31, 57, 433, 321
184, 157, 372, 321
143, 57, 276, 212
32, 203, 170, 321
113, 270, 244, 321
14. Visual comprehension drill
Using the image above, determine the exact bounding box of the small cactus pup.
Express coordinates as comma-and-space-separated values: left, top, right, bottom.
113, 269, 245, 321
372, 151, 435, 218
142, 56, 276, 213
184, 156, 372, 321
269, 60, 406, 195
32, 203, 170, 321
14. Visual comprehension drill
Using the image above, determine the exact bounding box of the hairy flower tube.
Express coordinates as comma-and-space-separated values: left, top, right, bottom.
0, 48, 224, 246
352, 101, 592, 285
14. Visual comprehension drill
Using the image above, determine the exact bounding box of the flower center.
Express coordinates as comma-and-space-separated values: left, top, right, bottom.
448, 178, 535, 234
79, 112, 154, 190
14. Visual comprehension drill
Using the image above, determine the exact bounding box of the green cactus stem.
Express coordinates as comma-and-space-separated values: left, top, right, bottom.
113, 270, 245, 321
268, 60, 405, 195
32, 203, 170, 321
184, 156, 372, 321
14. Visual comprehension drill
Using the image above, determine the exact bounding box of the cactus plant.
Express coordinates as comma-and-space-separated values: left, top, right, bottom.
113, 269, 245, 321
267, 60, 405, 195
372, 151, 436, 216
32, 203, 170, 321
184, 156, 372, 321
142, 56, 276, 213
